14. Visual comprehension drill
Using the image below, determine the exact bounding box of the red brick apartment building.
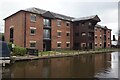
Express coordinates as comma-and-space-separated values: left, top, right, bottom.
94, 24, 111, 48
4, 7, 111, 51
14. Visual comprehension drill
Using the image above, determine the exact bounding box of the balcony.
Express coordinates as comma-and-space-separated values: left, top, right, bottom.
43, 29, 51, 40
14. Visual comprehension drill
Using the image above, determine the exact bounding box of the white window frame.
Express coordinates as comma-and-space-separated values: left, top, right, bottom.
66, 42, 70, 48
81, 32, 86, 36
57, 20, 61, 26
57, 42, 62, 48
66, 22, 70, 26
30, 14, 36, 22
30, 27, 36, 35
57, 30, 62, 37
66, 31, 70, 37
30, 41, 36, 48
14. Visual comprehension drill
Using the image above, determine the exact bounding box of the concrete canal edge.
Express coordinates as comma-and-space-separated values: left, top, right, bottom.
10, 50, 119, 64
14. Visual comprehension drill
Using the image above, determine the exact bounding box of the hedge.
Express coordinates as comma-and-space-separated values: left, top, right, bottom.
12, 46, 27, 56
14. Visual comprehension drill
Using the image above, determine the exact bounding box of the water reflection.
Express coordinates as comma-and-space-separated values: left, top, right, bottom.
2, 52, 119, 78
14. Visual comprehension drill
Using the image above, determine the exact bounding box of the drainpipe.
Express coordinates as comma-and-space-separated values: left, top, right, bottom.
24, 12, 26, 47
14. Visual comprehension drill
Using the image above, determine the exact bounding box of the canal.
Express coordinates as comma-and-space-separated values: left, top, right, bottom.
1, 52, 120, 79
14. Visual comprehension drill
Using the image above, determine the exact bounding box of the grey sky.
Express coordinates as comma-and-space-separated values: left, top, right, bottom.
0, 0, 119, 39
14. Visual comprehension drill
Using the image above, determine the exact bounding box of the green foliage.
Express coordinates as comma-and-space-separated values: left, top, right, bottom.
7, 42, 12, 52
12, 46, 27, 56
2, 33, 4, 41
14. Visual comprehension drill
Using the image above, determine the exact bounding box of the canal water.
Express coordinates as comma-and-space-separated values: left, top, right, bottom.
1, 52, 120, 78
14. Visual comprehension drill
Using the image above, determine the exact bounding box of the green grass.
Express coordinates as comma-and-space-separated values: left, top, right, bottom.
38, 48, 119, 56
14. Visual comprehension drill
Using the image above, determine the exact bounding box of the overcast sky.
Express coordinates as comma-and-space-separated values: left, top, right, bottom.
0, 0, 119, 39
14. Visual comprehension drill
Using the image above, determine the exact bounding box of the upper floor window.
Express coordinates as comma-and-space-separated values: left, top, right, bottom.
81, 22, 85, 26
57, 30, 62, 37
30, 27, 36, 35
57, 20, 61, 26
81, 32, 86, 36
66, 22, 70, 26
66, 31, 70, 37
99, 28, 102, 32
30, 14, 36, 22
43, 29, 50, 39
88, 22, 92, 26
43, 19, 51, 27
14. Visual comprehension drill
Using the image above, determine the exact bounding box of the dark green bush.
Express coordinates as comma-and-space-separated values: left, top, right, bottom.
7, 42, 12, 52
13, 46, 26, 56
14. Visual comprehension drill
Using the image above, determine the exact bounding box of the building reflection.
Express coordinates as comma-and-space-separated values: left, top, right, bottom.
2, 52, 112, 78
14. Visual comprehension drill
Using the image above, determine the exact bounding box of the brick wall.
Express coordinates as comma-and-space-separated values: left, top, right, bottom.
51, 19, 71, 50
5, 11, 25, 47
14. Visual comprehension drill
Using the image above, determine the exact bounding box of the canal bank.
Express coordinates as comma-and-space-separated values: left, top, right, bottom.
10, 49, 119, 63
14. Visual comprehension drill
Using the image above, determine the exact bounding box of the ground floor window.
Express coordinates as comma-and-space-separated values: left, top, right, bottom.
57, 42, 61, 48
66, 42, 70, 48
30, 41, 36, 48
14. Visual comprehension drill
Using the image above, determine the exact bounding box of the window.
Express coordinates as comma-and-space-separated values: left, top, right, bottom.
58, 32, 61, 37
95, 43, 97, 46
75, 33, 79, 36
30, 14, 36, 22
99, 28, 102, 32
95, 35, 97, 38
57, 30, 62, 37
57, 20, 61, 26
30, 41, 36, 48
43, 29, 50, 39
66, 42, 70, 48
30, 27, 36, 35
108, 30, 110, 33
81, 43, 86, 47
57, 42, 61, 48
100, 43, 102, 46
66, 32, 70, 36
95, 28, 97, 32
88, 22, 92, 26
108, 43, 110, 46
66, 22, 70, 26
81, 32, 86, 36
81, 22, 85, 26
66, 43, 70, 48
43, 19, 50, 27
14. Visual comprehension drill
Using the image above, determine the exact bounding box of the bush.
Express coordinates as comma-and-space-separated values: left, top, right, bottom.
7, 42, 12, 52
12, 46, 26, 56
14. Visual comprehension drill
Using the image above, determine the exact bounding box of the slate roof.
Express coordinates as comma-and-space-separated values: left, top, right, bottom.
72, 15, 100, 22
24, 7, 75, 21
95, 24, 111, 30
4, 7, 100, 22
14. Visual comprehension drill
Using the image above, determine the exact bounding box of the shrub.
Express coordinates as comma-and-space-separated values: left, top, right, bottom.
7, 42, 12, 52
13, 46, 26, 56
